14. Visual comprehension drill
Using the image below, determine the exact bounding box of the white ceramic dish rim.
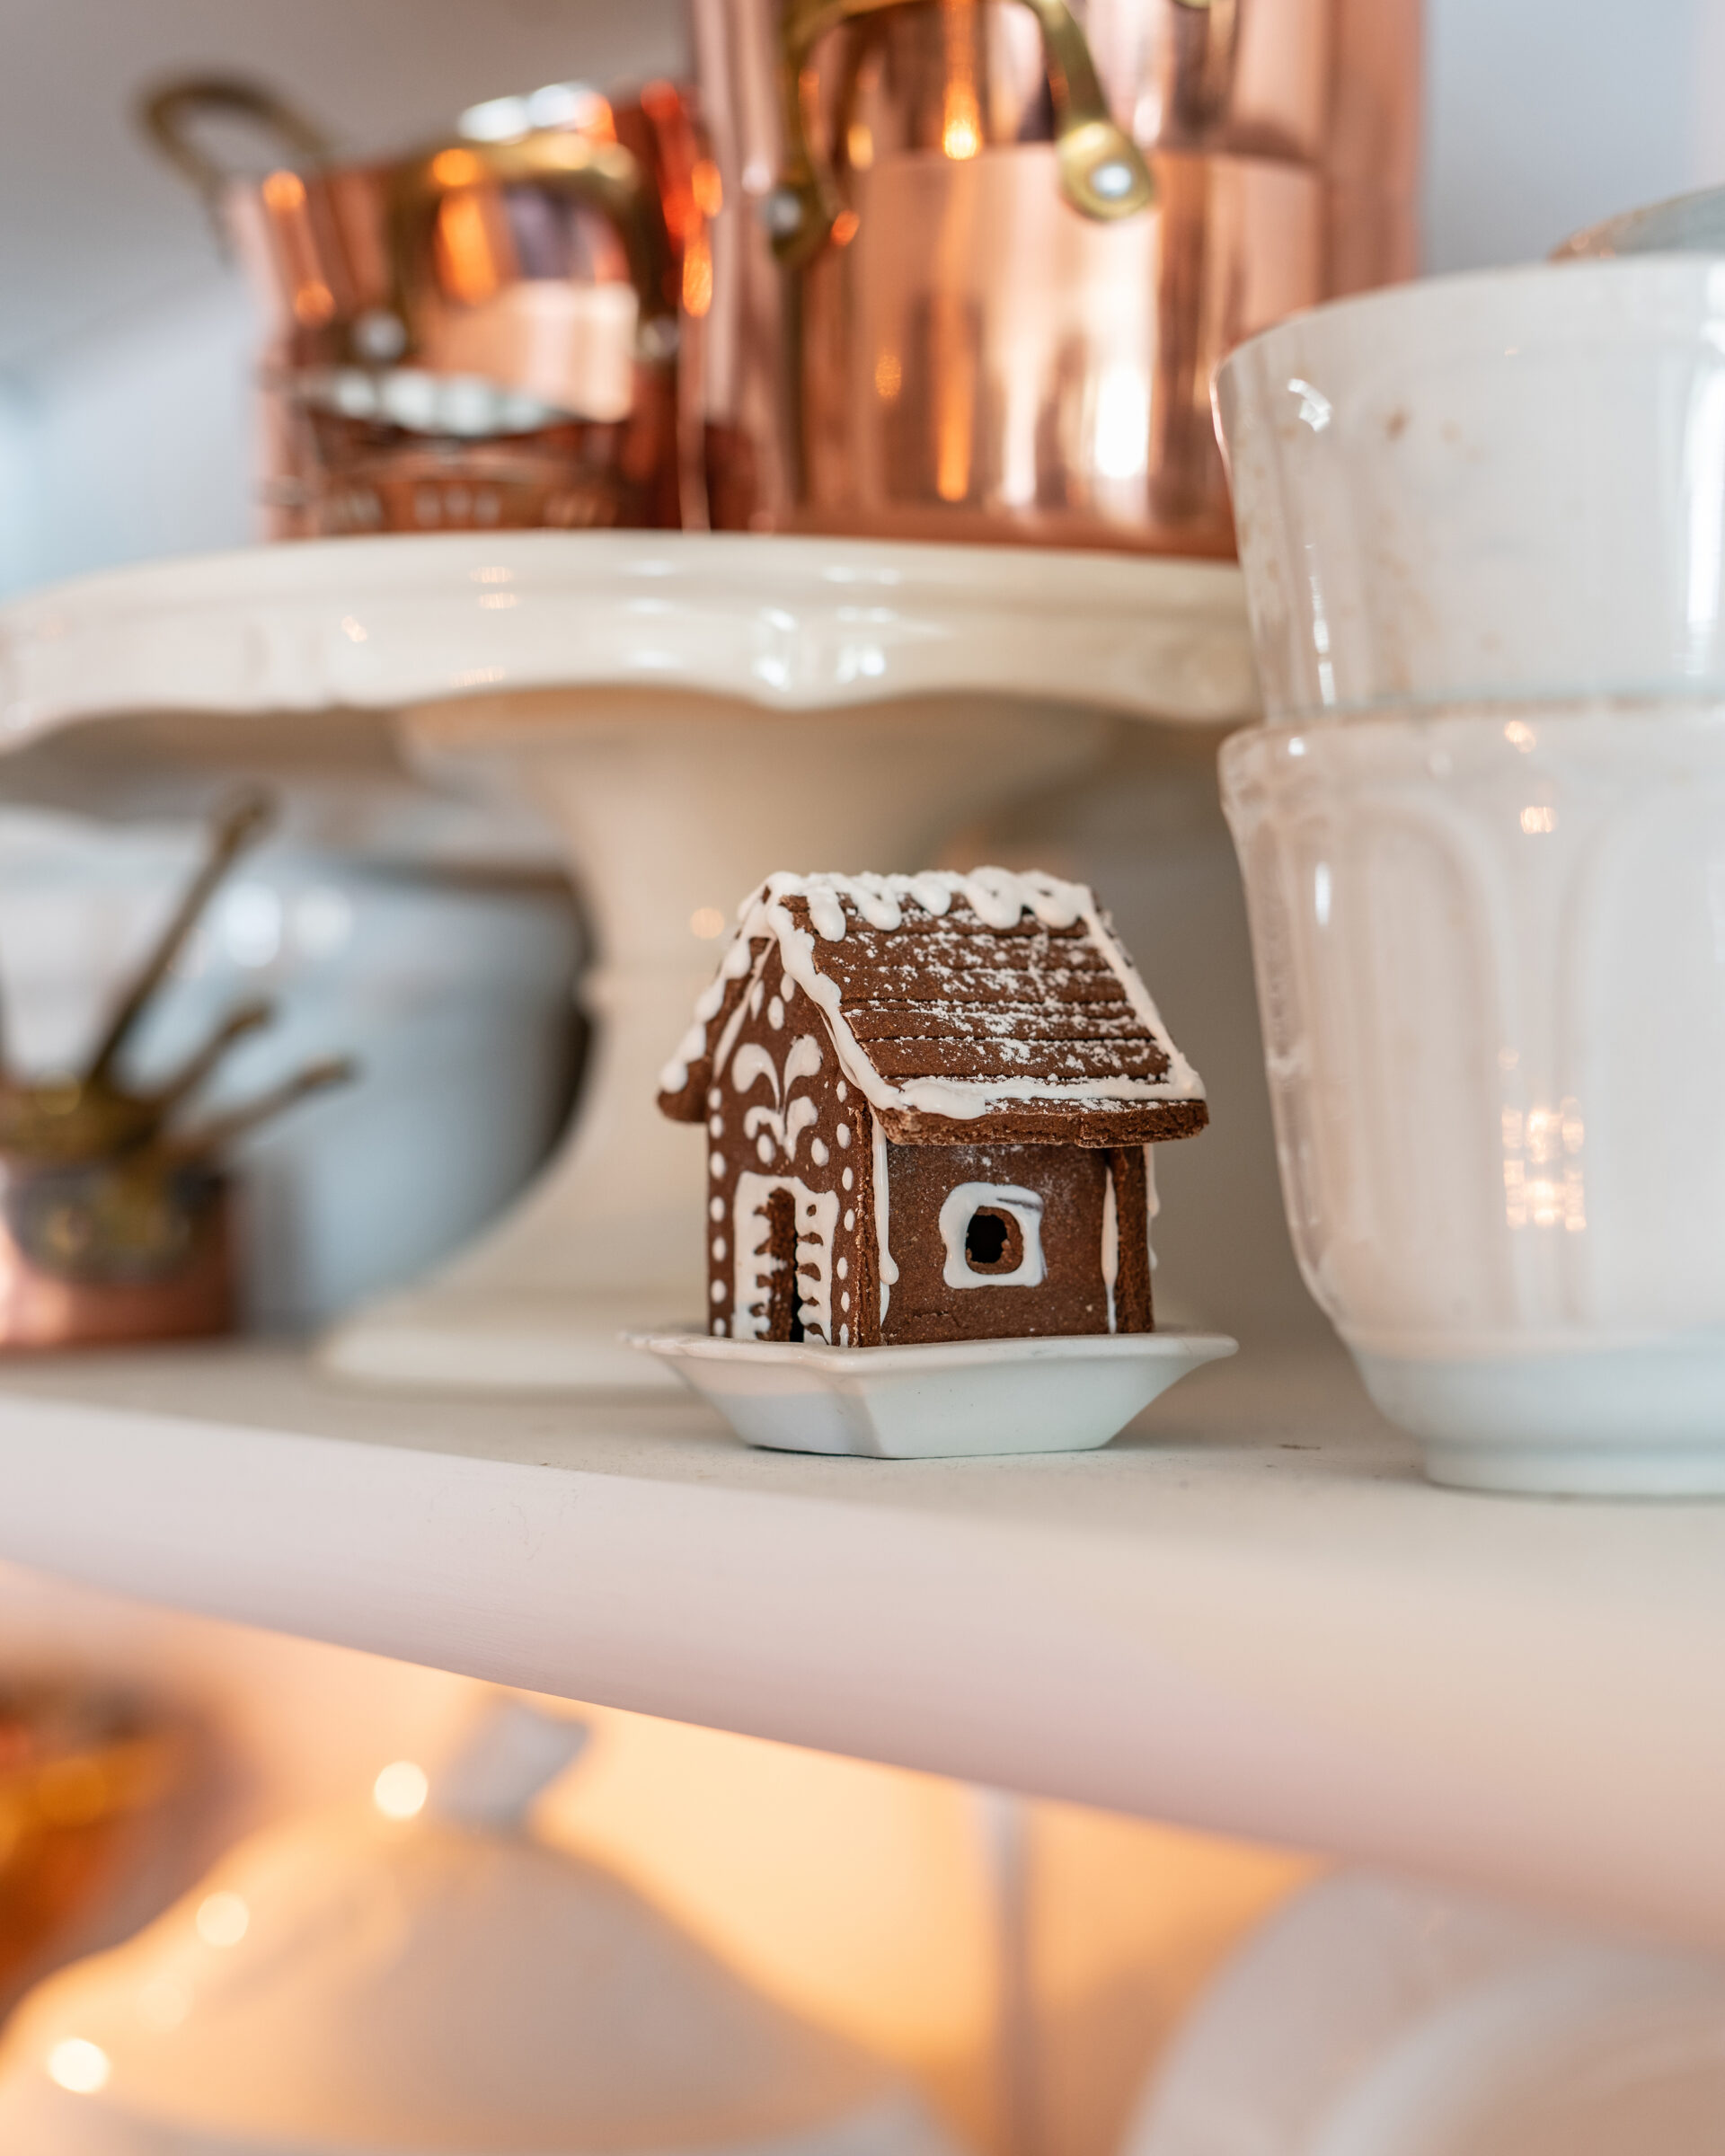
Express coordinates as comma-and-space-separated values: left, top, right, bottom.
626, 1329, 1239, 1374
1212, 249, 1725, 406
0, 529, 1257, 742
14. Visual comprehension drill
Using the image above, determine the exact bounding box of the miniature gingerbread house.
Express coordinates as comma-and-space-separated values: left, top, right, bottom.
658, 870, 1208, 1348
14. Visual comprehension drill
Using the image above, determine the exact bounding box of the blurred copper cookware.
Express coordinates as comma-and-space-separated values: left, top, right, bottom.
0, 1686, 188, 2015
693, 0, 1420, 553
143, 77, 713, 535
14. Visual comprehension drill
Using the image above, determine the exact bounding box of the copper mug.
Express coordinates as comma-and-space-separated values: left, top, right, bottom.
145, 78, 714, 535
693, 0, 1420, 553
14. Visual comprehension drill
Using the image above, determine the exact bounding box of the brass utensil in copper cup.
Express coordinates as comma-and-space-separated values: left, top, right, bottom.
0, 794, 352, 1350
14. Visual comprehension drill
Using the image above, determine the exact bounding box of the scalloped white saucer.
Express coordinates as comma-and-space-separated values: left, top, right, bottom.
625, 1330, 1237, 1458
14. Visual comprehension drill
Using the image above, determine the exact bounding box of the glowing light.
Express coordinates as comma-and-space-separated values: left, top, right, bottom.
261, 169, 306, 213
690, 907, 728, 940
48, 2039, 111, 2094
430, 147, 484, 189
1314, 862, 1331, 926
692, 159, 724, 216
830, 209, 860, 247
942, 47, 982, 164
846, 124, 874, 172
458, 93, 530, 143
941, 0, 982, 161
942, 100, 981, 159
682, 232, 713, 318
373, 1760, 429, 1820
1520, 804, 1556, 835
1504, 720, 1535, 751
196, 1892, 250, 1947
527, 80, 607, 132
1093, 367, 1150, 482
293, 281, 334, 326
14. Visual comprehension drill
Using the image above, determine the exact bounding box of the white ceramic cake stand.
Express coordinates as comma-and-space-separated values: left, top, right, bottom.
0, 532, 1256, 1389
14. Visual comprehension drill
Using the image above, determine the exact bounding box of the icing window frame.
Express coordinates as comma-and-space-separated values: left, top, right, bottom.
939, 1182, 1047, 1290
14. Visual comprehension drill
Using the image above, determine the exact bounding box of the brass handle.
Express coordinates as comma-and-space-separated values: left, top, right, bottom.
768, 0, 1154, 266
387, 131, 677, 357
140, 75, 332, 231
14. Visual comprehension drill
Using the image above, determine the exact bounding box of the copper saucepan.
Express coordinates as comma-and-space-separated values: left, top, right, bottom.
694, 0, 1420, 554
144, 77, 714, 535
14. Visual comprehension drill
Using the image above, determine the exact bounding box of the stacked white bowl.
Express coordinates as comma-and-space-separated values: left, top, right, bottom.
1214, 247, 1725, 1492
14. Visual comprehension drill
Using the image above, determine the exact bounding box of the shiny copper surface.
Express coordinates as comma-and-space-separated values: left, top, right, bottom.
0, 1689, 188, 2012
0, 1165, 234, 1350
145, 79, 712, 536
693, 0, 1420, 552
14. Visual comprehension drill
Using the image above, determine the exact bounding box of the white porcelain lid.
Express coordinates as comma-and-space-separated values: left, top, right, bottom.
1123, 1871, 1725, 2156
0, 1702, 949, 2156
0, 531, 1256, 745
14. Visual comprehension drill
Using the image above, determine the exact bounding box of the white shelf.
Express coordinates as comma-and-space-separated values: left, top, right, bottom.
0, 1339, 1721, 1942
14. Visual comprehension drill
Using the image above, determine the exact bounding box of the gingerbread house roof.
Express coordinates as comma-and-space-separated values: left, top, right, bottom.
659, 870, 1208, 1145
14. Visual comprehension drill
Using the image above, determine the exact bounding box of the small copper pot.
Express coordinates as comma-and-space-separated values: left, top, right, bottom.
145, 79, 713, 536
693, 0, 1420, 554
0, 1159, 234, 1352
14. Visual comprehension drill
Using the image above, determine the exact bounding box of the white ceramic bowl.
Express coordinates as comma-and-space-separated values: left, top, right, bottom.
1123, 1871, 1725, 2156
1220, 699, 1725, 1494
1557, 185, 1725, 260
1213, 256, 1725, 721
0, 811, 579, 1328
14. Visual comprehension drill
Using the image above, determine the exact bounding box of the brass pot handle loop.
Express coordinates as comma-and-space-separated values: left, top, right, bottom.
768, 0, 1154, 266
141, 75, 333, 234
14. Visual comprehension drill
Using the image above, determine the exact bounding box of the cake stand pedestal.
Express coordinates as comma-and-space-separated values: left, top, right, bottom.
0, 532, 1257, 1390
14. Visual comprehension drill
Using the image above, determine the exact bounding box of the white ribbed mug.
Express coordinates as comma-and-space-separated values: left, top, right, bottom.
1213, 255, 1725, 723
1221, 700, 1725, 1493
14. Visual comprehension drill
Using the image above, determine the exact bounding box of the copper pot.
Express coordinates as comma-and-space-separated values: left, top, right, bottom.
693, 0, 1420, 553
144, 79, 714, 536
0, 1160, 234, 1351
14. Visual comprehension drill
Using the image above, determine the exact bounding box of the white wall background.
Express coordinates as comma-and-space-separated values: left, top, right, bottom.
0, 0, 1720, 598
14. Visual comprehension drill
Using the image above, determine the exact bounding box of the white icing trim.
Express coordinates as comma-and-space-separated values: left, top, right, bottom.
938, 1183, 1047, 1290
658, 928, 756, 1092
730, 1026, 825, 1168
1101, 1164, 1118, 1333
709, 941, 771, 1091
1145, 1141, 1159, 1272
872, 1118, 897, 1324
732, 1172, 840, 1341
667, 870, 1205, 1120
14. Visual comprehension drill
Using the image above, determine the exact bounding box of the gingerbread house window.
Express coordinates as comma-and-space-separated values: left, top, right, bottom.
939, 1182, 1046, 1289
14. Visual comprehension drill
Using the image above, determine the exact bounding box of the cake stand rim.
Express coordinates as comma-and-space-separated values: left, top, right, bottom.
0, 530, 1259, 742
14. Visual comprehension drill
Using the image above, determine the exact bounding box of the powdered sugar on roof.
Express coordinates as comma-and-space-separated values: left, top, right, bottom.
660, 869, 1205, 1126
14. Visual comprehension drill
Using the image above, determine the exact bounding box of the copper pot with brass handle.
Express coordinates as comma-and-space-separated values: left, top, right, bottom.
693, 0, 1420, 553
142, 76, 712, 535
